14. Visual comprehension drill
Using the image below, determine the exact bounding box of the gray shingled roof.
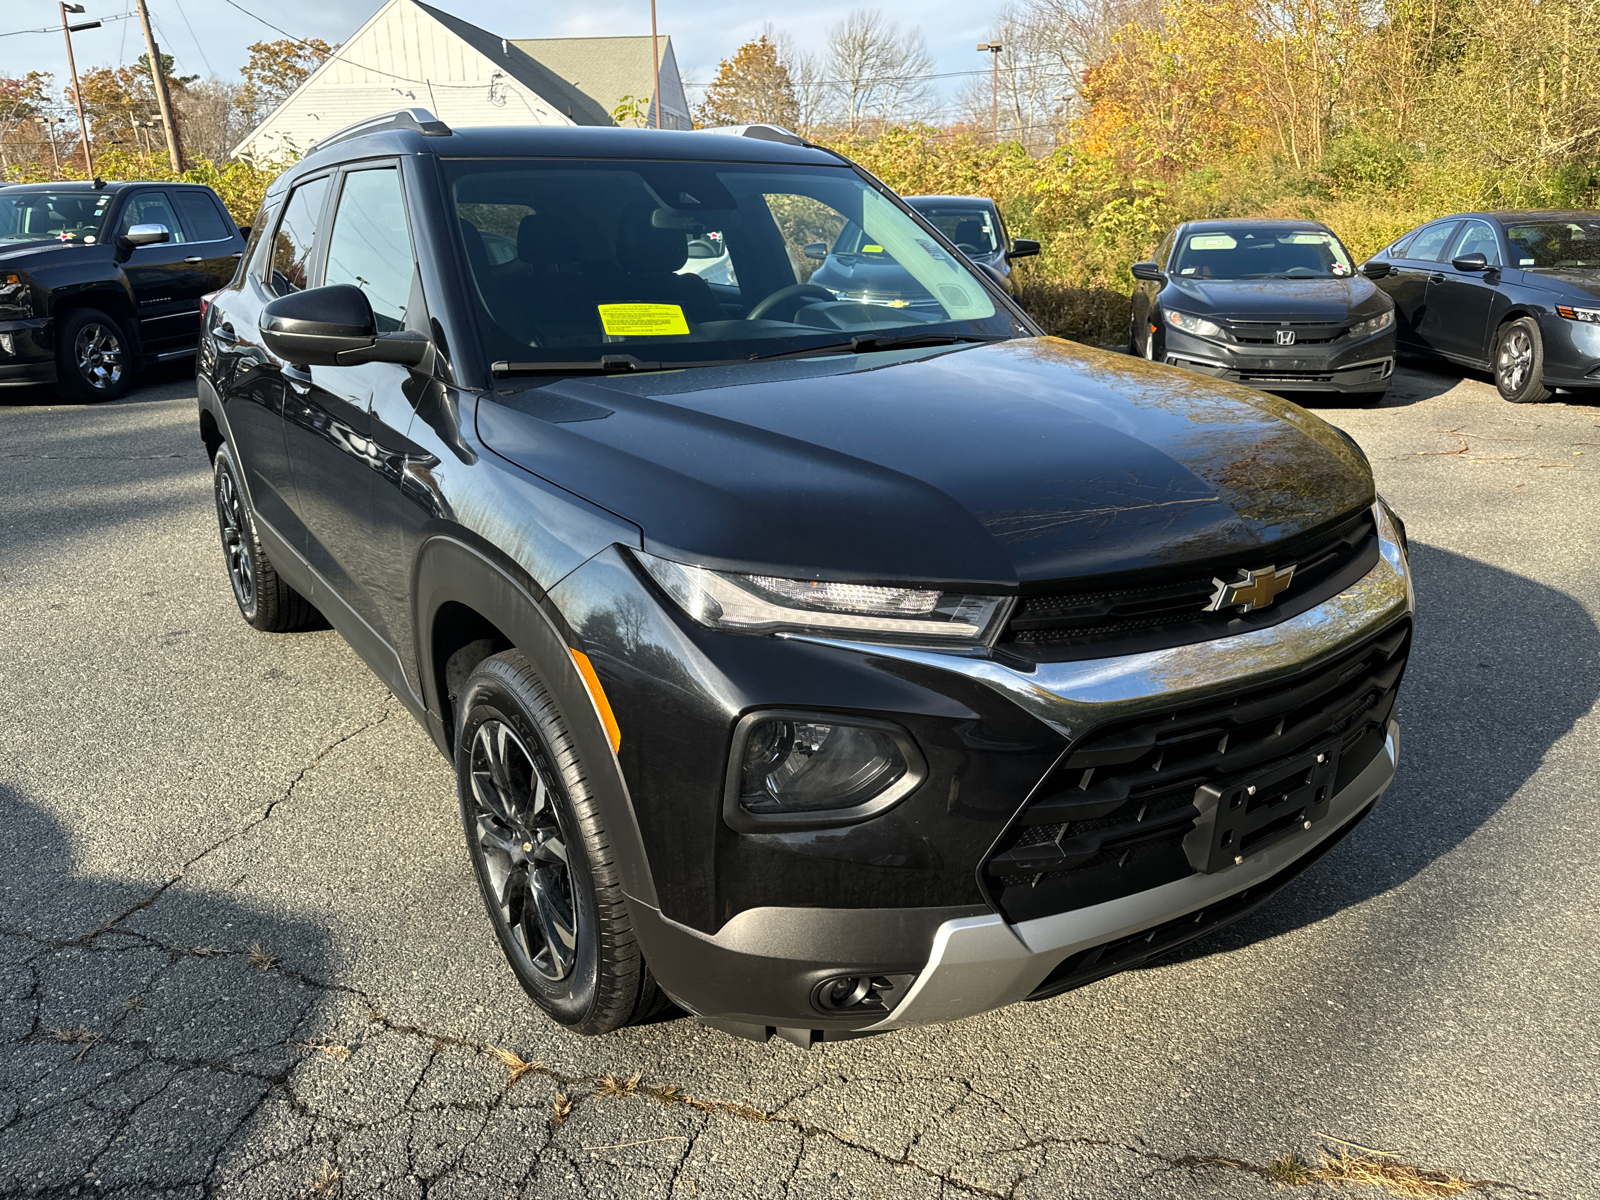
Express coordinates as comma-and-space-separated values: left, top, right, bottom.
510, 36, 688, 125
414, 2, 613, 125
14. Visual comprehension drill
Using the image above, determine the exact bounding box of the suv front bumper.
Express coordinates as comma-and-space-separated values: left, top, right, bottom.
630, 505, 1413, 1038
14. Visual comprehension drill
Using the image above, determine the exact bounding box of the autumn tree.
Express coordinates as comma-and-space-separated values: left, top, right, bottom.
695, 36, 800, 130
824, 9, 936, 133
0, 73, 58, 174
136, 52, 199, 90
239, 39, 336, 124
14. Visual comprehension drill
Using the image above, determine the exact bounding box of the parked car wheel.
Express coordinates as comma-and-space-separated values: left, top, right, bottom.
1494, 317, 1553, 404
455, 651, 666, 1034
1143, 319, 1161, 361
51, 308, 131, 403
213, 442, 318, 632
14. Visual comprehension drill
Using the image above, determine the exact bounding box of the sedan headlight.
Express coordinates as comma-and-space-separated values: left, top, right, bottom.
634, 549, 1013, 645
1165, 309, 1227, 339
1556, 304, 1600, 323
1348, 310, 1394, 338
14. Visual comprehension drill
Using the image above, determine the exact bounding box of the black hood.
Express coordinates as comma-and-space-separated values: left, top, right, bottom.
477, 338, 1374, 589
1164, 276, 1385, 319
1525, 268, 1600, 301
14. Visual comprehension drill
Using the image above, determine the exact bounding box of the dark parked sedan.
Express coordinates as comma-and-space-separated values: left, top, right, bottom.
903, 195, 1038, 294
1360, 211, 1600, 402
1130, 219, 1396, 399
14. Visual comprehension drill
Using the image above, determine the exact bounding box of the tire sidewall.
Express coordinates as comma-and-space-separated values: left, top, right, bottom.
1496, 318, 1545, 403
54, 308, 131, 403
212, 443, 263, 625
455, 666, 602, 1026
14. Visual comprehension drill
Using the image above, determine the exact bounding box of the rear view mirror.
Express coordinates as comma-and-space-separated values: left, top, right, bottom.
803, 242, 828, 261
260, 284, 429, 368
1361, 260, 1392, 279
1006, 238, 1040, 260
123, 223, 170, 246
1451, 252, 1490, 272
1130, 261, 1165, 283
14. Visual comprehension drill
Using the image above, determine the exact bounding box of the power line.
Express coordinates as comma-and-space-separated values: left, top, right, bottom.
171, 0, 216, 77
218, 0, 320, 48
0, 12, 136, 37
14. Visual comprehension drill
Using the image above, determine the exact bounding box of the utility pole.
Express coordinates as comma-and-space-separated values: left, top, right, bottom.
978, 41, 1002, 144
59, 3, 99, 175
133, 0, 183, 171
649, 0, 661, 128
42, 116, 64, 173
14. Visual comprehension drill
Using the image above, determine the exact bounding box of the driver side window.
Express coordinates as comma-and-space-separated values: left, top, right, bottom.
118, 191, 186, 243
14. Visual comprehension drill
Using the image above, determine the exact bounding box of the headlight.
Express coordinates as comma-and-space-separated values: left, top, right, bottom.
1348, 310, 1394, 338
634, 550, 1013, 645
726, 712, 925, 829
1556, 304, 1600, 323
0, 272, 32, 319
1164, 309, 1227, 339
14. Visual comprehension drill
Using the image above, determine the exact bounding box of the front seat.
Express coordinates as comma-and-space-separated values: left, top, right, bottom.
608, 201, 723, 324
953, 218, 985, 250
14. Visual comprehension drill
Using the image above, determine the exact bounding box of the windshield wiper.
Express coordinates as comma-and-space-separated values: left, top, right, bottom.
749, 332, 1009, 363
491, 354, 744, 377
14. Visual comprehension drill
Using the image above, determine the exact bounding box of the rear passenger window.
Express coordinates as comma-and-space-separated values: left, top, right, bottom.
175, 191, 231, 242
267, 177, 330, 297
323, 168, 414, 332
1402, 223, 1459, 263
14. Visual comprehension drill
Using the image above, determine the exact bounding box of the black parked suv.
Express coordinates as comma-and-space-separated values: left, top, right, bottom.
197, 111, 1414, 1045
0, 180, 246, 401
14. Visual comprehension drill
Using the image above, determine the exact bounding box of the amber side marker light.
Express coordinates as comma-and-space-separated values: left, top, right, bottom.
569, 649, 621, 753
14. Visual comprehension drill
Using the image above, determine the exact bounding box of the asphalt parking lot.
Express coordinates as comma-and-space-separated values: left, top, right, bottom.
2, 358, 1597, 1200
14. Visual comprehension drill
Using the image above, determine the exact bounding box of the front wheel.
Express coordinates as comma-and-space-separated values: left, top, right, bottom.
51, 308, 131, 403
456, 651, 664, 1034
1494, 317, 1553, 403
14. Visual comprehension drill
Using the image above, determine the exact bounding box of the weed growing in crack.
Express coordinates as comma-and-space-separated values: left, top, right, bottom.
648, 1084, 683, 1105
551, 1093, 574, 1126
248, 943, 278, 970
46, 1027, 102, 1062
191, 945, 220, 957
595, 1070, 643, 1098
489, 1046, 542, 1087
310, 1158, 341, 1196
291, 1039, 352, 1063
1311, 1151, 1493, 1196
124, 994, 144, 1012
1269, 1153, 1315, 1184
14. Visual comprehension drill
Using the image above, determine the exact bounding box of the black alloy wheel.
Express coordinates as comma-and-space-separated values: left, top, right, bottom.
1494, 317, 1553, 403
211, 442, 318, 632
455, 651, 665, 1034
467, 717, 579, 984
52, 307, 131, 402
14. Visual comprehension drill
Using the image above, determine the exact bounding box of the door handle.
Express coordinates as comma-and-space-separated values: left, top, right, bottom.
212, 322, 237, 345
184, 256, 204, 263
1429, 272, 1446, 284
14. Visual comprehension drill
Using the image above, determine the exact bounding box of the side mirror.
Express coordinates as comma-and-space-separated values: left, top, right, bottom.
1451, 252, 1490, 272
1006, 238, 1040, 260
1361, 260, 1392, 280
803, 242, 829, 261
123, 223, 170, 246
260, 284, 429, 368
1130, 261, 1165, 283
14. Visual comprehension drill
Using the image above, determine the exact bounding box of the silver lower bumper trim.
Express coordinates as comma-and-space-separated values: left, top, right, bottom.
868, 721, 1398, 1029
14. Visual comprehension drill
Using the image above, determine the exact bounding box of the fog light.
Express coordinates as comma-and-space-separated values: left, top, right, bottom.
724, 712, 925, 831
812, 973, 916, 1015
0, 333, 13, 356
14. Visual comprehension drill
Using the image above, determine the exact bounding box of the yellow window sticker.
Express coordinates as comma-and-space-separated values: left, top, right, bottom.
862, 244, 884, 253
1188, 234, 1237, 250
597, 303, 690, 337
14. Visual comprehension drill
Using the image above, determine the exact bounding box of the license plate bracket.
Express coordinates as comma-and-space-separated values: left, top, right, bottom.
1183, 741, 1341, 873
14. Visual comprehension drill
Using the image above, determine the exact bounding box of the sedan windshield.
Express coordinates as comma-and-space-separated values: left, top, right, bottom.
1503, 219, 1600, 269
910, 206, 1000, 255
0, 190, 115, 244
1170, 227, 1354, 280
445, 159, 1009, 370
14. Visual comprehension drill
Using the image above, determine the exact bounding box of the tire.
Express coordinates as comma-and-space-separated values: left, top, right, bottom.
51, 307, 131, 403
1494, 317, 1553, 403
456, 650, 665, 1034
1143, 317, 1160, 361
212, 442, 317, 632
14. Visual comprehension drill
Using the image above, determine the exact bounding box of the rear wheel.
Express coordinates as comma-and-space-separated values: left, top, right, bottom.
1494, 317, 1553, 403
456, 651, 665, 1034
213, 442, 317, 632
51, 308, 131, 403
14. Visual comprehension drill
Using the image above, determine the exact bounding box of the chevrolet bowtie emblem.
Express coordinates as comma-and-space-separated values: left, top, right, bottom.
1208, 564, 1296, 613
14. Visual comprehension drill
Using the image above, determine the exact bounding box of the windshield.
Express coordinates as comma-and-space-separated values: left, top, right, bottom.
911, 206, 1000, 255
1169, 227, 1354, 280
445, 159, 1008, 370
0, 190, 115, 244
1503, 219, 1600, 269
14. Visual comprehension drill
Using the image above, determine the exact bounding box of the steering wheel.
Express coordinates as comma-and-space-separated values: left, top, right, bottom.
1284, 267, 1318, 277
746, 283, 836, 322
956, 243, 983, 255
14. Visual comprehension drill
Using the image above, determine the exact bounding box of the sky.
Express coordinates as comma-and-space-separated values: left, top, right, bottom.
3, 0, 1008, 120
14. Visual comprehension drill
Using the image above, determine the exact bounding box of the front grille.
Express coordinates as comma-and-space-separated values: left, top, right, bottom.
1228, 321, 1346, 345
1235, 370, 1336, 383
1001, 508, 1377, 662
982, 617, 1410, 924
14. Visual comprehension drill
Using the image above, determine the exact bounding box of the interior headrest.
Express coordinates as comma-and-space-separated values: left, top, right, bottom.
517, 212, 582, 266
616, 201, 688, 274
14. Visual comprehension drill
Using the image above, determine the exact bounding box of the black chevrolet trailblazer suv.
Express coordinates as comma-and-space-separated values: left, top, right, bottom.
0, 180, 246, 401
196, 111, 1414, 1045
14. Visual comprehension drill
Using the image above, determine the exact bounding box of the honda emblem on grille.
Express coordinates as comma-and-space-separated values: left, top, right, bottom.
1207, 564, 1296, 613
1275, 328, 1296, 346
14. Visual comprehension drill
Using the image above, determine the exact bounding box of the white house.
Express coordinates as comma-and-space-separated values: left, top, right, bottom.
232, 0, 691, 161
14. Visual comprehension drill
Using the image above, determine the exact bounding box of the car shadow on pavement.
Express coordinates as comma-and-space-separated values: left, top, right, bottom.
1146, 540, 1600, 967
0, 785, 336, 1195
0, 359, 197, 410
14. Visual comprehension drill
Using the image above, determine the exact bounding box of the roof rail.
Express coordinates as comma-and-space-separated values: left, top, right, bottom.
310, 108, 452, 153
700, 124, 810, 147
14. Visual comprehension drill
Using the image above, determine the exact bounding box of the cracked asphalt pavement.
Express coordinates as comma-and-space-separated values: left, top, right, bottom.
2, 360, 1597, 1199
